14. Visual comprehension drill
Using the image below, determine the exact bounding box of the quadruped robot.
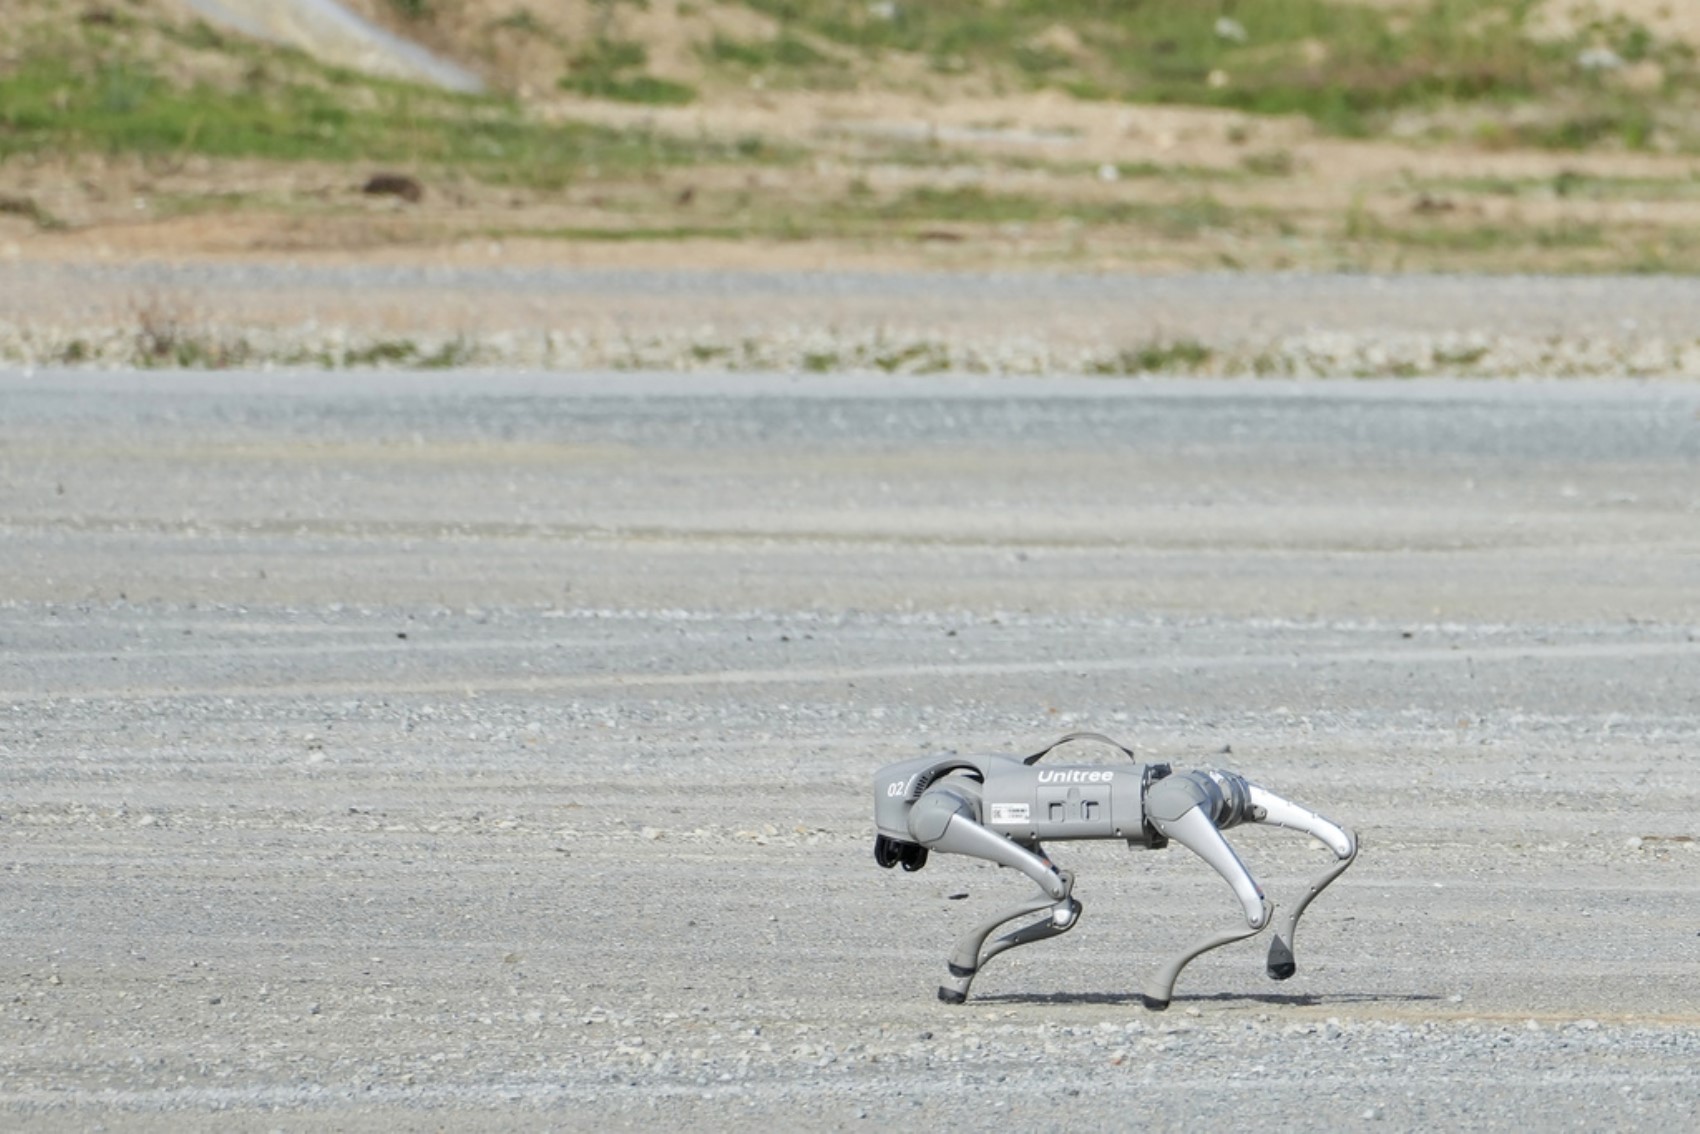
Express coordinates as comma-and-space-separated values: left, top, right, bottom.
873, 733, 1357, 1008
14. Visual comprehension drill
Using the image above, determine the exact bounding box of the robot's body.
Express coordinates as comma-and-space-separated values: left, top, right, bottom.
873, 733, 1357, 1008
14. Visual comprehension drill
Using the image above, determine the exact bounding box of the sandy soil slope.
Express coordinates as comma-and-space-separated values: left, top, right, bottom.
179, 0, 482, 90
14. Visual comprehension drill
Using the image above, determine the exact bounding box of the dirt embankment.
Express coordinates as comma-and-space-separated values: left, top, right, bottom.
6, 1, 1700, 282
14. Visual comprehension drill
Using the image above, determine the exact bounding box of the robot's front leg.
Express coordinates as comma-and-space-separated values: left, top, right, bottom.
939, 870, 1081, 1004
905, 778, 1081, 1004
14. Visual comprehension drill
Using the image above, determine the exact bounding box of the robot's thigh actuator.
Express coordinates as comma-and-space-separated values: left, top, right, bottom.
872, 733, 1357, 1008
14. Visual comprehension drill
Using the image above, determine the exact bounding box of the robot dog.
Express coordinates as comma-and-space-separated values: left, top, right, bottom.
873, 733, 1357, 1008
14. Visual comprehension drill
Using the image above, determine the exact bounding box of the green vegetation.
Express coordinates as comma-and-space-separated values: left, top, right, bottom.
486, 9, 554, 40
822, 185, 1268, 241
4, 1, 1699, 275
1088, 340, 1215, 375
1348, 211, 1609, 253
701, 30, 852, 89
559, 39, 697, 104
1406, 170, 1700, 202
742, 0, 1697, 143
706, 32, 826, 69
0, 35, 731, 185
6, 1, 1694, 172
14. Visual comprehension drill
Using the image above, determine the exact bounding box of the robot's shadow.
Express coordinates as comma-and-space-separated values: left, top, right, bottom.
975, 990, 1441, 1009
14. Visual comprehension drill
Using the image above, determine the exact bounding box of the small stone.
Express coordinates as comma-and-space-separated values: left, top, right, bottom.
1577, 46, 1623, 72
1214, 17, 1247, 43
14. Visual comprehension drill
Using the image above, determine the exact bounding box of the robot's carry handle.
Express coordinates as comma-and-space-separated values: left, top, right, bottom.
1021, 731, 1138, 766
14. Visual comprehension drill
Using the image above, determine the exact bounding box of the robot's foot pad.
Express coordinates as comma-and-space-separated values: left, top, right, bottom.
1267, 960, 1297, 981
938, 987, 968, 1005
1139, 994, 1170, 1012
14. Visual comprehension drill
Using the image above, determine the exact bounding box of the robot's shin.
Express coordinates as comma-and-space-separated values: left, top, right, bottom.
1246, 784, 1355, 860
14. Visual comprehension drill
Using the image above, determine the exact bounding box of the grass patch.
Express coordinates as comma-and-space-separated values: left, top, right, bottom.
869, 341, 952, 373
1089, 340, 1215, 375
0, 28, 725, 185
560, 39, 697, 104
1408, 171, 1700, 202
487, 9, 553, 40
706, 32, 828, 69
832, 185, 1256, 240
1499, 106, 1660, 151
740, 0, 1697, 144
868, 185, 1048, 224
1347, 210, 1608, 253
1239, 149, 1296, 177
701, 30, 853, 90
131, 303, 253, 369
344, 339, 422, 366
1433, 345, 1489, 368
487, 224, 751, 242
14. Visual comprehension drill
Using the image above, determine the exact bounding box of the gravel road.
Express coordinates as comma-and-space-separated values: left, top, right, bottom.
3, 369, 1699, 1130
7, 265, 1700, 376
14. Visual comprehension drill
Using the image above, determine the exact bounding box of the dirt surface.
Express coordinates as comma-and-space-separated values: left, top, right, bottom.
9, 88, 1700, 275
3, 368, 1699, 1129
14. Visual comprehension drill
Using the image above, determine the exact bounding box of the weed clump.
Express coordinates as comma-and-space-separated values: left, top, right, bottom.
560, 40, 696, 105
1090, 340, 1215, 376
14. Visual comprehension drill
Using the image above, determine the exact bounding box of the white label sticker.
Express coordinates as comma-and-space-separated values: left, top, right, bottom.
989, 803, 1030, 825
